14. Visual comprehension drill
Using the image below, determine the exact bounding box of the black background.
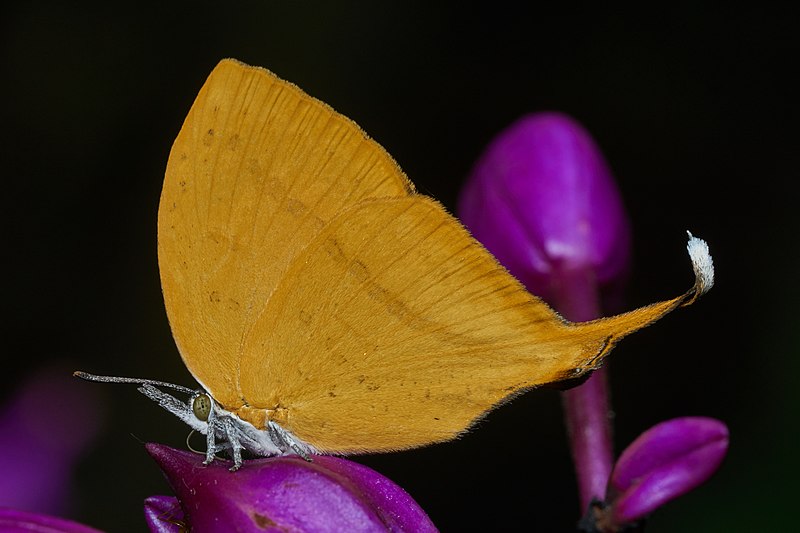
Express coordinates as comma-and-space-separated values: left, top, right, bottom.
2, 3, 796, 531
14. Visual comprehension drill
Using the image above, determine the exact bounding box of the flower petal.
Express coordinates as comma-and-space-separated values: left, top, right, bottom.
608, 417, 729, 522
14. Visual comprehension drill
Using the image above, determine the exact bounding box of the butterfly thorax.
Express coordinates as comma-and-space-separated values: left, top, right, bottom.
235, 404, 289, 430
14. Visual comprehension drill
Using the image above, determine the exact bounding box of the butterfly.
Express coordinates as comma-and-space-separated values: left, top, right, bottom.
76, 59, 713, 470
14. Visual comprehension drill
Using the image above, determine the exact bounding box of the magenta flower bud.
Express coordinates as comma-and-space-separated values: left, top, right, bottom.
145, 443, 437, 532
603, 417, 729, 526
0, 509, 103, 533
458, 112, 630, 303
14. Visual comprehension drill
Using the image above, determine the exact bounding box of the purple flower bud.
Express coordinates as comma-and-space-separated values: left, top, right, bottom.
0, 508, 103, 533
604, 417, 729, 525
458, 112, 630, 303
145, 443, 437, 532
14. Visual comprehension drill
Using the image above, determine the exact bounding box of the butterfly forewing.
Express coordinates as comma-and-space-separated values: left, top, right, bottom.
159, 60, 413, 408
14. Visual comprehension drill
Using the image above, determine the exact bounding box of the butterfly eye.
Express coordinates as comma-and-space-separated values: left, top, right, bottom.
192, 393, 213, 421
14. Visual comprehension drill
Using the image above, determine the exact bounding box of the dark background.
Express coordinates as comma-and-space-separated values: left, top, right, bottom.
2, 3, 796, 531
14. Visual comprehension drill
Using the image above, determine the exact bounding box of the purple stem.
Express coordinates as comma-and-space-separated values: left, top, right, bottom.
549, 265, 614, 512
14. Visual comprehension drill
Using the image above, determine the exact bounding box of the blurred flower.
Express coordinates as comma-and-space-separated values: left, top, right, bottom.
0, 364, 105, 514
598, 417, 729, 529
0, 508, 103, 533
145, 443, 437, 532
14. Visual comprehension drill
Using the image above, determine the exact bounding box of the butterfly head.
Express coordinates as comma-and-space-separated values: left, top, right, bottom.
73, 371, 315, 470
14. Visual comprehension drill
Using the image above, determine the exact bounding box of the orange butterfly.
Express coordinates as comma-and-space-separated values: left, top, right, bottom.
76, 59, 713, 470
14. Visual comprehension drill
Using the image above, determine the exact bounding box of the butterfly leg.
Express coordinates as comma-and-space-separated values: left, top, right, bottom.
203, 408, 219, 465
267, 420, 313, 461
222, 416, 244, 471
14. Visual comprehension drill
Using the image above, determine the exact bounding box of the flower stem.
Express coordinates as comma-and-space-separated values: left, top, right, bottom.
550, 266, 614, 513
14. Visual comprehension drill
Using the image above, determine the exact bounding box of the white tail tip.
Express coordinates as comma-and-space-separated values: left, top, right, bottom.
686, 231, 714, 296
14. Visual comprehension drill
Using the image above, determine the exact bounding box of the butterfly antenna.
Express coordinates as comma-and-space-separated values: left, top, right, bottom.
73, 371, 196, 395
